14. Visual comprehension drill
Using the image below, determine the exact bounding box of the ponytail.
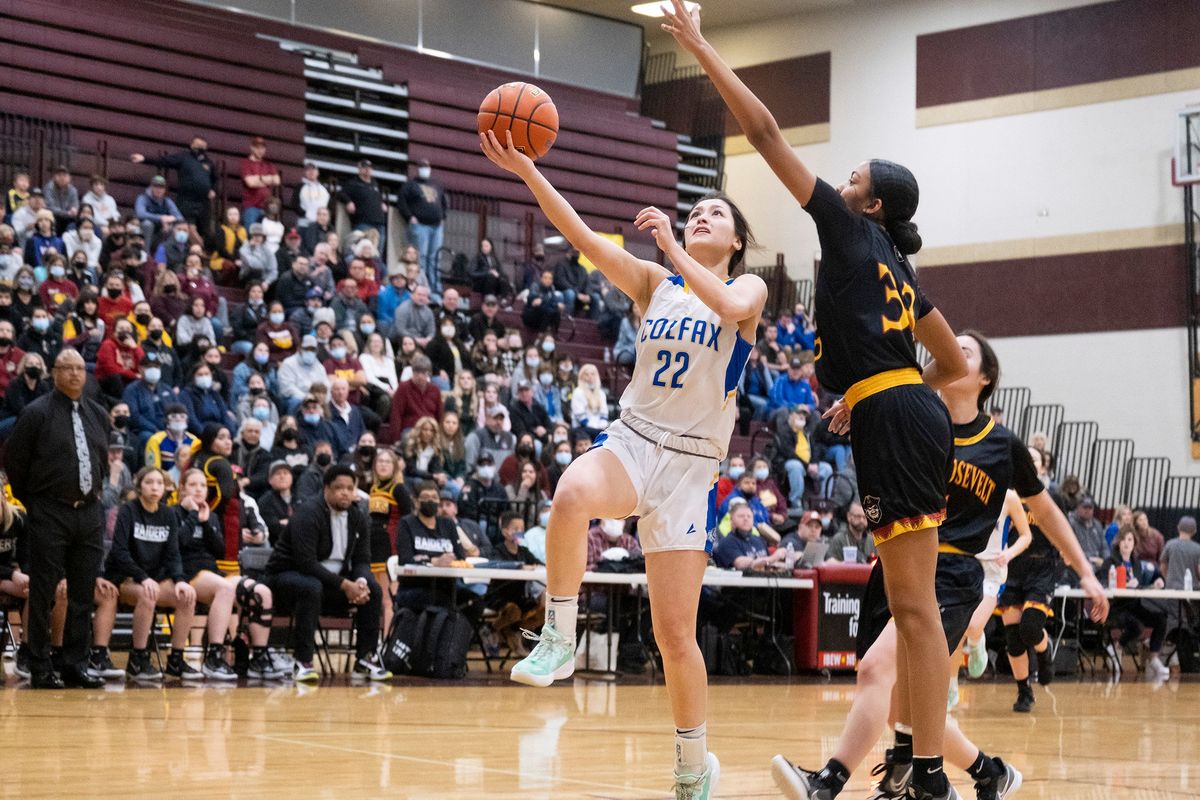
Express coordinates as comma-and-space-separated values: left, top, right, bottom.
886, 219, 923, 256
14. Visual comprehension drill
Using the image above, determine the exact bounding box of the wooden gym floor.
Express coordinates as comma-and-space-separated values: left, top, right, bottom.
0, 673, 1194, 798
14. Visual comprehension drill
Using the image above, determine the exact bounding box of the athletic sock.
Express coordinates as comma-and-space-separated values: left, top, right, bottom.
819, 758, 850, 795
170, 647, 184, 660
893, 725, 914, 764
546, 595, 578, 640
966, 751, 1000, 781
912, 756, 948, 795
1016, 677, 1030, 692
674, 723, 707, 775
252, 646, 269, 658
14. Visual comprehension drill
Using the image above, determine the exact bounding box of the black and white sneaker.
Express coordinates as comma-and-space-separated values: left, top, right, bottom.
88, 647, 126, 680
126, 650, 163, 683
13, 643, 31, 680
905, 781, 962, 800
247, 650, 282, 680
351, 655, 393, 682
973, 758, 1023, 800
1012, 684, 1035, 713
867, 751, 913, 800
202, 650, 238, 681
1035, 644, 1054, 686
770, 755, 838, 800
165, 653, 204, 682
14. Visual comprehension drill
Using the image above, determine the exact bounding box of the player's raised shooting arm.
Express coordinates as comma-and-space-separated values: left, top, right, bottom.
661, 0, 817, 207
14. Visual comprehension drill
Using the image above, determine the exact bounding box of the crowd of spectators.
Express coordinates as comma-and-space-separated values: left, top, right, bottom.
0, 139, 1195, 682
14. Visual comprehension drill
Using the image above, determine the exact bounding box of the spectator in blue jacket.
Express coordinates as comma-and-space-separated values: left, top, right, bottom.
296, 394, 337, 451
791, 303, 817, 353
738, 345, 774, 419
179, 362, 236, 435
122, 359, 176, 456
376, 266, 410, 337
133, 176, 182, 248
326, 378, 365, 459
767, 357, 817, 414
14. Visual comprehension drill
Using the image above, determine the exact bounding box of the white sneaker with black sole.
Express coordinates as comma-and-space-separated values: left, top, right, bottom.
352, 656, 393, 681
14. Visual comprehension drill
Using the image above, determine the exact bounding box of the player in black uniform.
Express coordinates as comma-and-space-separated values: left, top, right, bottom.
999, 446, 1065, 712
663, 5, 967, 798
770, 331, 1110, 800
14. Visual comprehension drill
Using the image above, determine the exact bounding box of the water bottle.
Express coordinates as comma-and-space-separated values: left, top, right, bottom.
1108, 564, 1117, 590
1185, 569, 1194, 593
785, 542, 797, 570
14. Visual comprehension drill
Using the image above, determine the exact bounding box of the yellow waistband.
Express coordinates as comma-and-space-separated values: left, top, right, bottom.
937, 543, 970, 556
844, 368, 923, 411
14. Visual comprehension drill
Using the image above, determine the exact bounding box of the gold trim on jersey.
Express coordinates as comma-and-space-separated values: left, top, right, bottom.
844, 368, 923, 411
954, 418, 996, 447
872, 509, 947, 545
937, 543, 971, 556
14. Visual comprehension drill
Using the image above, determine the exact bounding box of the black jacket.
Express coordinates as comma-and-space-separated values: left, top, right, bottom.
399, 179, 446, 225
6, 390, 109, 504
143, 149, 217, 200
266, 497, 372, 590
395, 514, 464, 565
337, 177, 387, 226
0, 513, 25, 580
468, 312, 506, 346
508, 399, 551, 439
257, 489, 293, 546
2, 376, 50, 420
233, 300, 271, 342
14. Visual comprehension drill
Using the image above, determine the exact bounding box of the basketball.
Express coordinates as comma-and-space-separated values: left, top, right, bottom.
477, 81, 559, 160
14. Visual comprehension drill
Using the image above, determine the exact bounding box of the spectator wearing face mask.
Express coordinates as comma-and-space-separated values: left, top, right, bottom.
545, 440, 573, 495
717, 473, 780, 545
232, 343, 279, 406
0, 320, 24, 397
747, 456, 790, 530
465, 405, 516, 474
34, 257, 75, 318
154, 219, 193, 272
0, 353, 50, 437
256, 301, 299, 361
232, 281, 269, 352
180, 363, 236, 435
123, 359, 175, 455
95, 319, 143, 400
64, 249, 98, 292
323, 334, 370, 408
17, 308, 61, 364
278, 335, 329, 416
139, 320, 178, 389
63, 217, 101, 268
295, 394, 336, 451
293, 436, 336, 507
457, 452, 509, 528
586, 517, 643, 572
145, 403, 199, 482
716, 455, 747, 509
232, 418, 273, 496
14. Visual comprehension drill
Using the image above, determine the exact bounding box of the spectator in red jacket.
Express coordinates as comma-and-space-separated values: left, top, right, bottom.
239, 136, 281, 228
95, 317, 143, 400
389, 354, 442, 439
98, 271, 133, 333
0, 320, 26, 397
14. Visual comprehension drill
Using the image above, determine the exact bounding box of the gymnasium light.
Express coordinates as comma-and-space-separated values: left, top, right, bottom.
631, 2, 699, 18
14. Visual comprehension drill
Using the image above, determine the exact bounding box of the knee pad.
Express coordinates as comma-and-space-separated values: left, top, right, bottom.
1019, 608, 1048, 649
1004, 623, 1027, 658
237, 578, 271, 626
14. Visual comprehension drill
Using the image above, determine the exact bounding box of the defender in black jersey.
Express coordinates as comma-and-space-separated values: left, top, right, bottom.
665, 9, 972, 796
770, 331, 1109, 800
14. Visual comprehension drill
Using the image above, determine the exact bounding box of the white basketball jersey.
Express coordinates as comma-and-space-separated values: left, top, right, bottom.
619, 276, 752, 457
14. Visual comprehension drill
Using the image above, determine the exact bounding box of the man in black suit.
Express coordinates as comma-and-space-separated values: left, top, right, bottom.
265, 465, 390, 682
5, 349, 107, 688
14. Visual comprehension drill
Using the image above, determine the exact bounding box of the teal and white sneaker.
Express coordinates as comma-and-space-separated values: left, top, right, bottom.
509, 625, 575, 687
947, 675, 960, 712
674, 752, 720, 799
967, 635, 988, 679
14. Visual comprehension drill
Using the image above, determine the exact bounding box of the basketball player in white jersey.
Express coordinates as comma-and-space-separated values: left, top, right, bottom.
481, 129, 766, 800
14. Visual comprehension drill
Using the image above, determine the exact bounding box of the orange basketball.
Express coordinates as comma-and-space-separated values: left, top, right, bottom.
477, 82, 559, 160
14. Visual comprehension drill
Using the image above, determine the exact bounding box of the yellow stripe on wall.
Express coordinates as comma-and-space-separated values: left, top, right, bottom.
725, 122, 830, 156
916, 66, 1200, 129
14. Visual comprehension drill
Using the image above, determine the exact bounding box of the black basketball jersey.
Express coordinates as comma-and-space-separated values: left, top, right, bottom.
941, 415, 1043, 555
804, 178, 933, 395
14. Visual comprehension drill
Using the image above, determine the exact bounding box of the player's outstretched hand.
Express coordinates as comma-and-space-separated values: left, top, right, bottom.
634, 207, 675, 252
823, 398, 851, 435
479, 130, 535, 179
660, 0, 706, 54
1079, 574, 1109, 623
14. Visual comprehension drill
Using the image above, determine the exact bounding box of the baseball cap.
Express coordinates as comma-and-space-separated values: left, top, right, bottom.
250, 135, 266, 146
269, 460, 292, 476
789, 357, 804, 369
301, 334, 318, 349
439, 489, 456, 501
801, 510, 822, 525
28, 187, 43, 197
477, 452, 495, 464
306, 286, 323, 300
1179, 515, 1197, 534
791, 404, 810, 416
53, 164, 69, 174
357, 158, 372, 168
285, 228, 301, 241
489, 404, 507, 418
517, 379, 532, 390
1078, 495, 1096, 508
108, 431, 126, 451
249, 223, 264, 236
302, 393, 320, 406
150, 175, 167, 187
483, 294, 499, 305
728, 495, 748, 509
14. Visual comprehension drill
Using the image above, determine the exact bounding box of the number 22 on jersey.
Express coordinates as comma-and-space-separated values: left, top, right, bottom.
651, 350, 690, 388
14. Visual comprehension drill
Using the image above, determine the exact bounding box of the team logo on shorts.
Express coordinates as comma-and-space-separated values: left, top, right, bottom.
862, 495, 883, 524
